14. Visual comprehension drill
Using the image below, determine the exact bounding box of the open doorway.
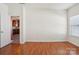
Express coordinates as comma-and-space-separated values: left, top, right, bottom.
11, 16, 20, 44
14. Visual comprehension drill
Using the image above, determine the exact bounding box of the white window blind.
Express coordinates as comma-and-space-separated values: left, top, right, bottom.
70, 15, 79, 37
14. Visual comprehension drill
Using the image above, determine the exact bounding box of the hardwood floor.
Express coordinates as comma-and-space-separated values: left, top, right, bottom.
0, 42, 79, 55
0, 44, 22, 55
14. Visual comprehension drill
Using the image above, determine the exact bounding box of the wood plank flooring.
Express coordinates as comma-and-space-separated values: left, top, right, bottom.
0, 42, 79, 55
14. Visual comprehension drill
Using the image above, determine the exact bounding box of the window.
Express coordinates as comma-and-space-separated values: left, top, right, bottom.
70, 15, 79, 37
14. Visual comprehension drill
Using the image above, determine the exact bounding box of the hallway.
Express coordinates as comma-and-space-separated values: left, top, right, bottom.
11, 34, 20, 44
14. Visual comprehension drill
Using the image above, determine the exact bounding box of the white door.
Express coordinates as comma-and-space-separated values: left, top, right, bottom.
0, 4, 12, 48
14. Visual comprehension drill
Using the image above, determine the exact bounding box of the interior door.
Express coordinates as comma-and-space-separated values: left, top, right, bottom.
0, 4, 12, 48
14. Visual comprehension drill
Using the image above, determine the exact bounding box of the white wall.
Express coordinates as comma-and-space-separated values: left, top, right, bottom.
0, 4, 12, 48
8, 4, 22, 16
68, 4, 79, 17
68, 4, 79, 47
6, 4, 67, 43
23, 4, 67, 42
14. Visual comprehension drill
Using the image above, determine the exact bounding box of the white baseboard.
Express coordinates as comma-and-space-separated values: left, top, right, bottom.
25, 39, 66, 42
67, 36, 79, 47
68, 40, 79, 47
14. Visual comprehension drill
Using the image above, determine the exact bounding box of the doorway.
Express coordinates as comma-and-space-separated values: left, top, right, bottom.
11, 16, 20, 44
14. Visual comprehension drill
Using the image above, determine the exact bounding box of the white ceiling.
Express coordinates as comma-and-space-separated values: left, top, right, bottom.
47, 3, 76, 10
6, 3, 76, 10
